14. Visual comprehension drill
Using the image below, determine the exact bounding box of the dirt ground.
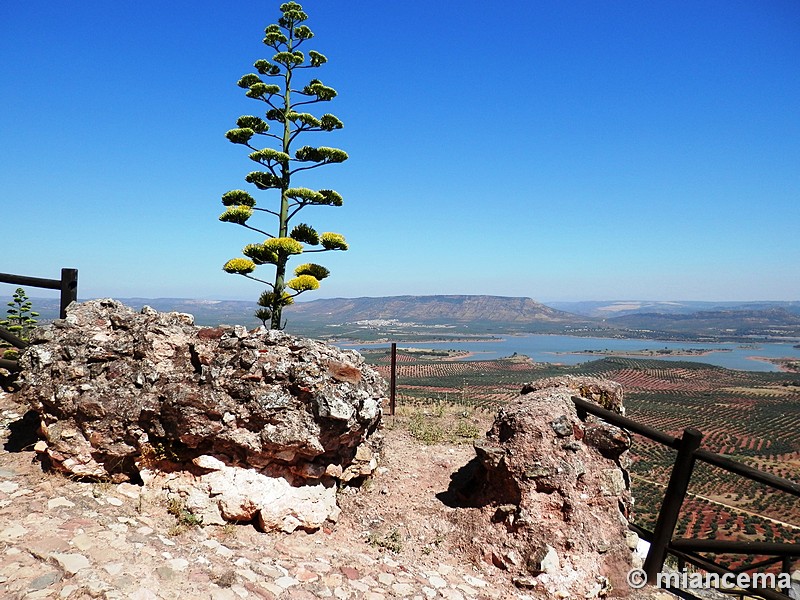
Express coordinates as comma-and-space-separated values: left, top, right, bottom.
0, 388, 673, 599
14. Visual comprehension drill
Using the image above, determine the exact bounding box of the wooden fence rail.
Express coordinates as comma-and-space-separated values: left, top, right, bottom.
572, 395, 798, 600
0, 268, 78, 372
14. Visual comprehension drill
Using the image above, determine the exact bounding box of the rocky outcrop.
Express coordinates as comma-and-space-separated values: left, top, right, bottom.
520, 375, 626, 415
450, 376, 637, 598
16, 299, 385, 531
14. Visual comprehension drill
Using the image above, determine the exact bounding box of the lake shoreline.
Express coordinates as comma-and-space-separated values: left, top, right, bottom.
747, 356, 800, 374
339, 334, 800, 373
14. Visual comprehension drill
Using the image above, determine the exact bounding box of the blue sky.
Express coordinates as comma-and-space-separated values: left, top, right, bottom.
1, 1, 798, 303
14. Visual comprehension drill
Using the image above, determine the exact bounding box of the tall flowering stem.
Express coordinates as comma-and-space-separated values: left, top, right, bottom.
219, 2, 348, 329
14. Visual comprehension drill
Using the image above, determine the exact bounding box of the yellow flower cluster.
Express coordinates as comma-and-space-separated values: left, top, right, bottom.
287, 274, 320, 292
222, 258, 256, 275
263, 237, 303, 255
218, 205, 253, 225
320, 232, 348, 251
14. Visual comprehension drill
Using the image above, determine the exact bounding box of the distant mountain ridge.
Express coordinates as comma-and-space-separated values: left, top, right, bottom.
548, 300, 800, 318
607, 307, 800, 338
15, 295, 800, 339
4, 295, 581, 326
282, 295, 582, 325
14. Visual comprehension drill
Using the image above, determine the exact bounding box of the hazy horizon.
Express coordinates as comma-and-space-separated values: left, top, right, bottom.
12, 292, 799, 306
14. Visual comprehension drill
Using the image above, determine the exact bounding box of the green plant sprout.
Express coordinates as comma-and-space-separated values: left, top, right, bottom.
219, 2, 348, 329
1, 287, 38, 343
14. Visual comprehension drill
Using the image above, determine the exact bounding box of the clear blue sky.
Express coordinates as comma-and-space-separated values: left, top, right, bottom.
1, 1, 798, 303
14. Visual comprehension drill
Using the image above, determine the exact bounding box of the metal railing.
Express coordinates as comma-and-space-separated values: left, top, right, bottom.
572, 395, 799, 599
0, 268, 78, 372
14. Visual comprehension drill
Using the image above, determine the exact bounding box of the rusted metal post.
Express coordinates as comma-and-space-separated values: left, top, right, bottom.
59, 268, 78, 319
389, 342, 397, 416
644, 427, 703, 583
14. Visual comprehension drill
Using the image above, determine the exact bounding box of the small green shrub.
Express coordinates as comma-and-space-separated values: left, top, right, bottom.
166, 496, 202, 529
213, 569, 237, 588
140, 441, 179, 465
408, 413, 445, 444
453, 419, 481, 440
1, 288, 38, 342
367, 528, 402, 553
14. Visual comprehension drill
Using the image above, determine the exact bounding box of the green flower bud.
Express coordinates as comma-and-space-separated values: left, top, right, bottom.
294, 263, 330, 280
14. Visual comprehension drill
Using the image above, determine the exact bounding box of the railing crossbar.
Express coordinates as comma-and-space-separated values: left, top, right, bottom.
571, 395, 681, 448
0, 326, 29, 349
571, 395, 800, 600
571, 395, 800, 497
695, 449, 800, 497
670, 547, 739, 577
0, 358, 21, 371
0, 272, 63, 290
665, 549, 792, 600
0, 269, 78, 321
731, 556, 786, 574
0, 268, 78, 373
628, 521, 653, 541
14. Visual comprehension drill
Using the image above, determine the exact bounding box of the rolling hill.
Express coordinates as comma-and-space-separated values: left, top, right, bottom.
548, 300, 800, 318
607, 307, 800, 338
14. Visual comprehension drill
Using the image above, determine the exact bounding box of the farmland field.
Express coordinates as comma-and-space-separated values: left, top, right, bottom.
361, 349, 800, 572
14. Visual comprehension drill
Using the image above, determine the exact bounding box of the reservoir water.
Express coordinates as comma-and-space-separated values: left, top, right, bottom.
341, 335, 800, 372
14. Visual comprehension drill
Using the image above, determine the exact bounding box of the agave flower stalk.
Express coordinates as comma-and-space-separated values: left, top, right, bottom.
218, 2, 348, 329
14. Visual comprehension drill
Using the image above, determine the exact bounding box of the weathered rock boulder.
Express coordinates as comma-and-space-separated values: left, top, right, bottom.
521, 375, 626, 415
449, 376, 636, 598
16, 299, 385, 531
